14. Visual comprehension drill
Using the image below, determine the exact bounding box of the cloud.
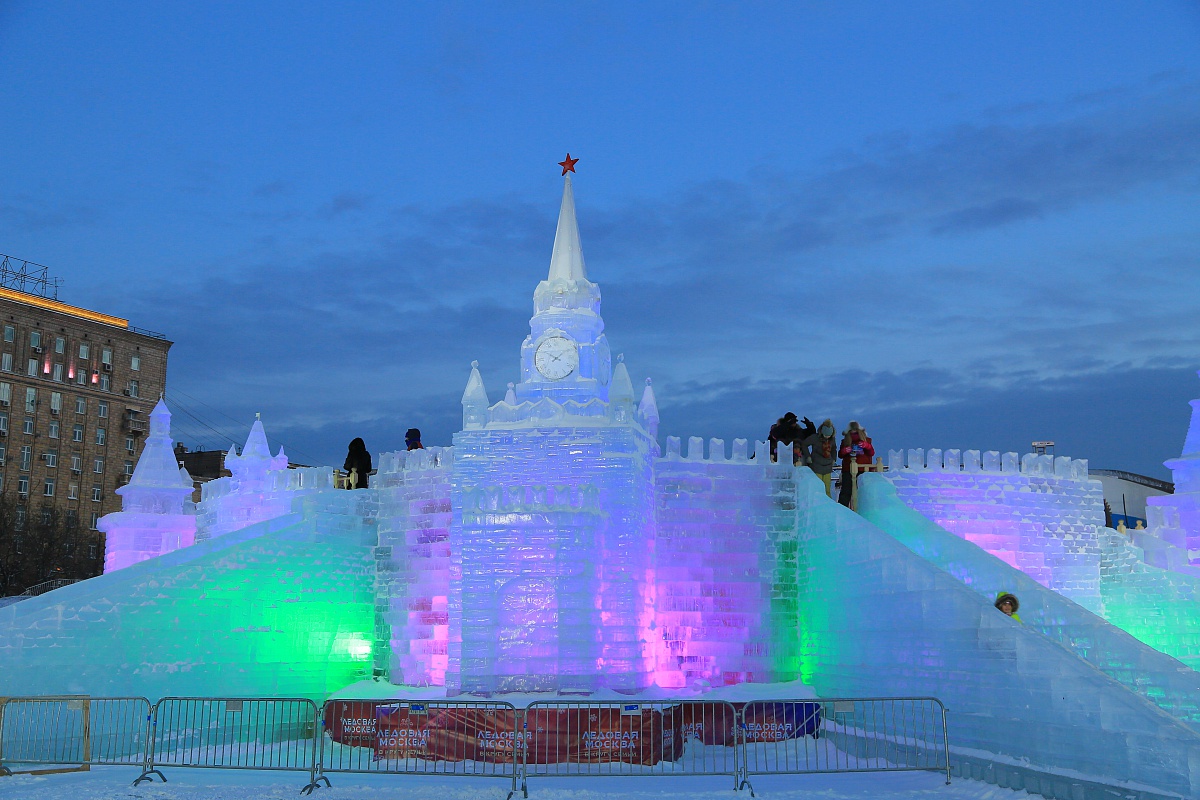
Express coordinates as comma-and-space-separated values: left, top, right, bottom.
318, 192, 371, 218
0, 199, 100, 231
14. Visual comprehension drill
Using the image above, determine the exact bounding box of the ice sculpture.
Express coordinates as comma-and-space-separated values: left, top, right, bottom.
1145, 370, 1200, 562
195, 415, 300, 541
98, 398, 197, 571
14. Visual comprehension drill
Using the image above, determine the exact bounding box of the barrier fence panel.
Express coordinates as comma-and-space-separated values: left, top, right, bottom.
319, 699, 521, 799
140, 697, 321, 791
738, 697, 950, 795
0, 696, 152, 776
520, 700, 742, 795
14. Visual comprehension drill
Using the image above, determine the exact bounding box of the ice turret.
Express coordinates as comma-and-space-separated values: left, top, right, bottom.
608, 354, 634, 422
1146, 370, 1200, 560
547, 174, 587, 283
461, 361, 489, 429
98, 398, 197, 572
639, 378, 660, 456
224, 415, 287, 492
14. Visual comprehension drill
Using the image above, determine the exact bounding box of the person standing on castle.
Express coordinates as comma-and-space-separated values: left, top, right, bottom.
837, 421, 874, 507
768, 412, 806, 464
801, 418, 838, 497
405, 428, 425, 451
343, 437, 372, 489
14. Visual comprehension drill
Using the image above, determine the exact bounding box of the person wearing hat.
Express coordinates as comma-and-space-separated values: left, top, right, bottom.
768, 412, 807, 464
801, 418, 838, 497
994, 592, 1021, 622
343, 437, 372, 489
405, 428, 425, 451
836, 421, 874, 507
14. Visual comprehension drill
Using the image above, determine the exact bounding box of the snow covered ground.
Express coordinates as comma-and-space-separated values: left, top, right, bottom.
0, 766, 1027, 800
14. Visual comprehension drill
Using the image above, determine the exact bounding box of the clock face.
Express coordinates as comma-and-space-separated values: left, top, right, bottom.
534, 336, 579, 381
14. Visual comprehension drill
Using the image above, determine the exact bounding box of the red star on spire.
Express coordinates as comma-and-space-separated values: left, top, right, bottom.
558, 153, 579, 176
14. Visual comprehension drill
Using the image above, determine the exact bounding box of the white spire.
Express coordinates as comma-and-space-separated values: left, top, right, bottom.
123, 399, 192, 492
1180, 370, 1200, 457
547, 175, 587, 282
610, 354, 634, 406
638, 378, 660, 425
462, 360, 489, 405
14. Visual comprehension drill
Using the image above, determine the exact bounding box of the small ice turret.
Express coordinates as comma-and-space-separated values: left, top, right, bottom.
98, 398, 197, 572
639, 378, 661, 456
1146, 370, 1200, 561
462, 361, 490, 429
225, 414, 287, 492
608, 354, 634, 422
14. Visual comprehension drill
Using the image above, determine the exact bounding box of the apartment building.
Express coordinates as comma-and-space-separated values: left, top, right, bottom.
0, 283, 171, 564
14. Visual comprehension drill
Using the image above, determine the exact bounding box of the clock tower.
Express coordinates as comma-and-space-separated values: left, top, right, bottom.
449, 163, 657, 695
514, 173, 612, 405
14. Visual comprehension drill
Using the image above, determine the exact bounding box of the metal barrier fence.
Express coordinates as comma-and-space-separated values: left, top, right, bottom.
0, 693, 950, 794
738, 697, 950, 795
318, 698, 520, 798
0, 696, 151, 776
521, 699, 741, 795
135, 697, 322, 792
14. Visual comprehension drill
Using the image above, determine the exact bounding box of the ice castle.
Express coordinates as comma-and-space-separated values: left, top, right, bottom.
5, 173, 1200, 796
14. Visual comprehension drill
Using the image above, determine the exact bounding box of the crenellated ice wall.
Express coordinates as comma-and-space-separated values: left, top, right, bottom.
373, 447, 454, 686
884, 447, 1105, 612
653, 435, 798, 689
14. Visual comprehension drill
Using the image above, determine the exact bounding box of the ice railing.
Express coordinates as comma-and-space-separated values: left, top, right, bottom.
661, 436, 776, 463
376, 446, 454, 474
200, 466, 335, 502
886, 449, 1090, 482
460, 483, 601, 514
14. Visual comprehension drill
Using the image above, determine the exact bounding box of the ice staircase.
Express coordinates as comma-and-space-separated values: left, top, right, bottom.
819, 471, 1200, 798
0, 490, 378, 703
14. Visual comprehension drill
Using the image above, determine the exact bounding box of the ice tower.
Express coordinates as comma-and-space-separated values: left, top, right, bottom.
1146, 370, 1200, 562
98, 398, 197, 571
448, 173, 656, 694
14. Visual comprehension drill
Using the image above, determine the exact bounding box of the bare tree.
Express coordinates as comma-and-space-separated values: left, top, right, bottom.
0, 495, 102, 597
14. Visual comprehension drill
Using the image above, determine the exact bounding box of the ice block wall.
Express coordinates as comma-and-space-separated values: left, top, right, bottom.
449, 422, 654, 694
373, 447, 454, 686
0, 488, 377, 701
799, 470, 1200, 798
653, 436, 798, 688
884, 448, 1105, 612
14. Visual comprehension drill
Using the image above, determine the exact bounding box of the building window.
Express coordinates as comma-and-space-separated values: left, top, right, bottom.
0, 413, 7, 433
20, 445, 31, 470
17, 476, 28, 496
127, 380, 139, 398
3, 325, 13, 343
123, 460, 134, 475
73, 424, 84, 442
15, 507, 25, 529
55, 337, 65, 354
0, 444, 6, 465
88, 543, 97, 558
71, 455, 82, 473
50, 391, 62, 413
95, 428, 106, 446
90, 512, 99, 529
76, 397, 86, 414
30, 331, 41, 349
44, 478, 54, 497
98, 400, 108, 419
125, 437, 135, 453
78, 343, 89, 359
93, 458, 104, 474
99, 374, 110, 391
92, 485, 102, 502
52, 364, 63, 382
48, 420, 59, 439
44, 450, 57, 468
0, 382, 9, 406
26, 358, 37, 377
68, 482, 78, 499
1, 353, 10, 372
76, 370, 86, 386
24, 388, 35, 413
131, 355, 141, 371
22, 417, 33, 435
102, 347, 112, 365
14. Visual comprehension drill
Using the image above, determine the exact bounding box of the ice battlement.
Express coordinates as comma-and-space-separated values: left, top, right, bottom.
661, 435, 774, 463
886, 448, 1091, 481
377, 446, 454, 474
460, 483, 601, 514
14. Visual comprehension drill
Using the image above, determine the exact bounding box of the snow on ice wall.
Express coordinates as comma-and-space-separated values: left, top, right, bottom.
448, 423, 654, 695
884, 448, 1104, 612
0, 491, 376, 702
373, 447, 454, 686
653, 435, 798, 688
850, 473, 1200, 796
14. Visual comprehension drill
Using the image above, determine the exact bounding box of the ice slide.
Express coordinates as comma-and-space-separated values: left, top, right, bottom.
807, 470, 1200, 797
0, 492, 377, 703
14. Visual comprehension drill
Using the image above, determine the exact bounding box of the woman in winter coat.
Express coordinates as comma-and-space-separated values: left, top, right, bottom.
343, 437, 373, 489
994, 592, 1022, 622
801, 418, 838, 497
836, 421, 874, 507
